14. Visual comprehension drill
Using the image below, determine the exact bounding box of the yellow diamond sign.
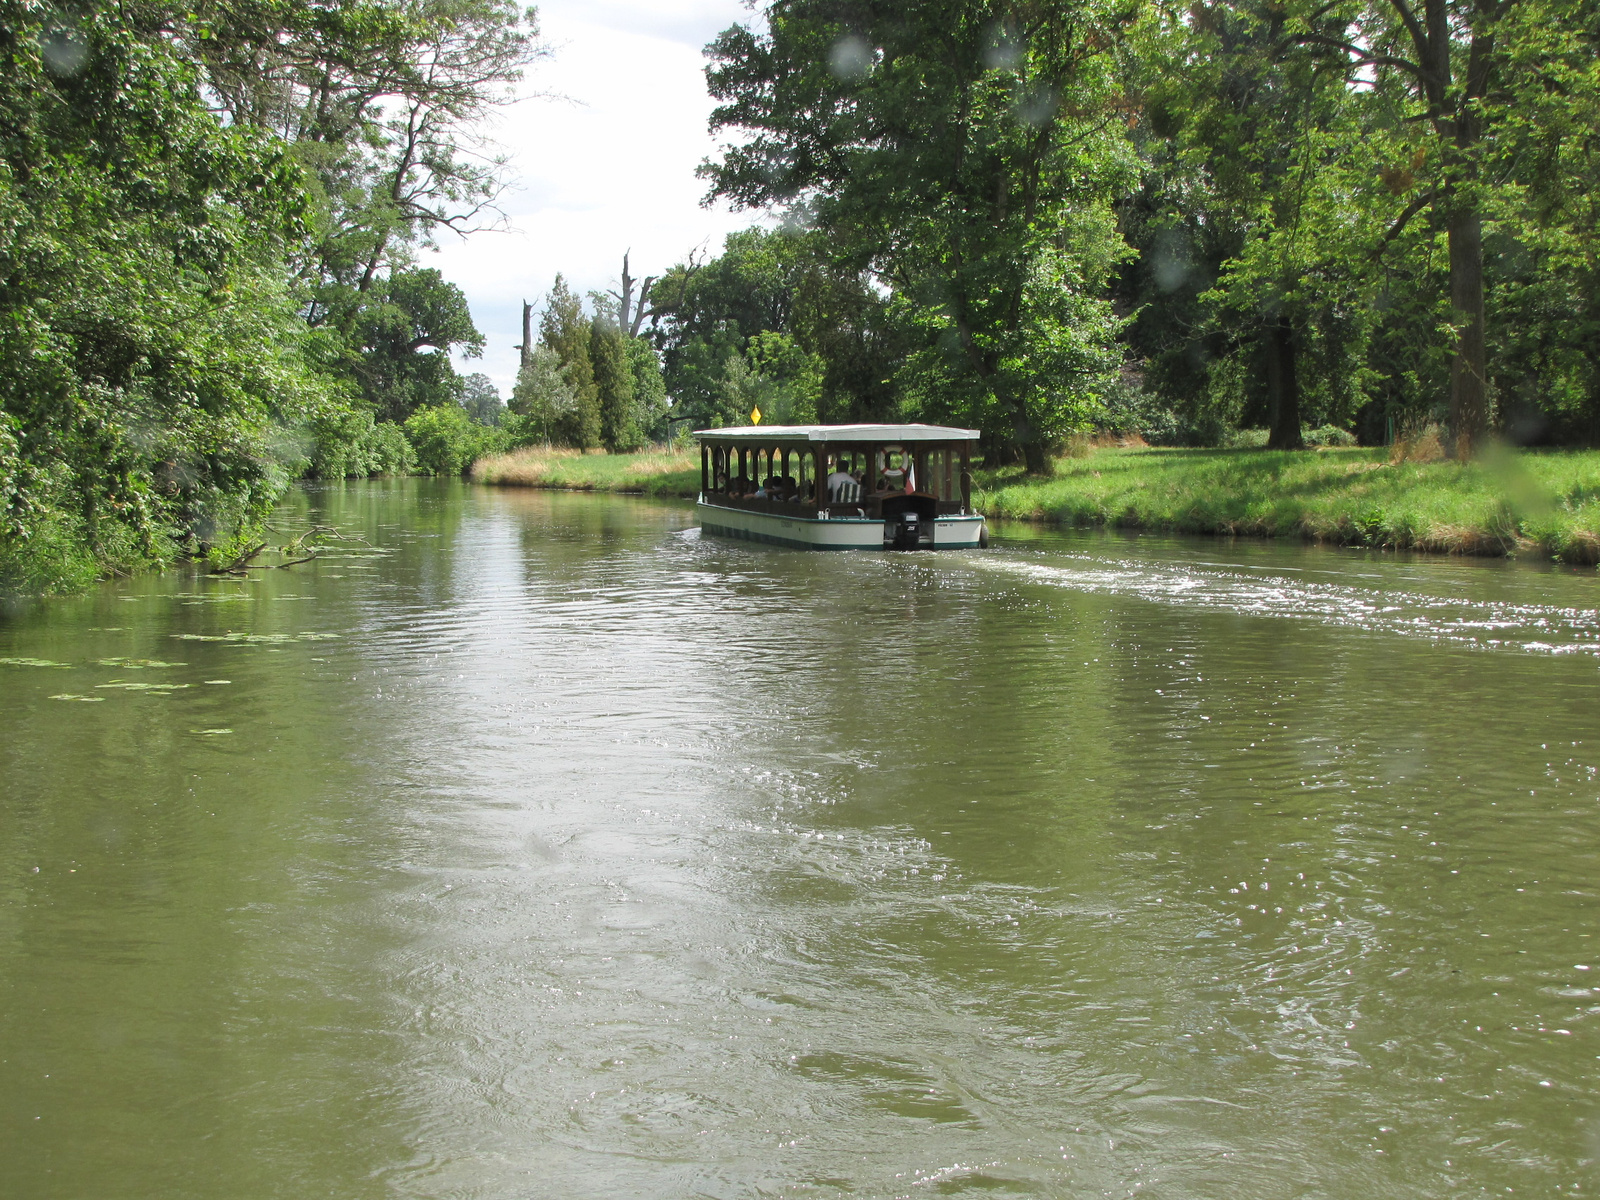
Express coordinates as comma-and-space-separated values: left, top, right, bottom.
749, 405, 762, 426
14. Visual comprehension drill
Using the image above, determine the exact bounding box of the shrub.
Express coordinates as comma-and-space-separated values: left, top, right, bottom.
310, 408, 417, 478
404, 404, 508, 475
365, 422, 418, 474
1224, 427, 1271, 449
1305, 425, 1357, 448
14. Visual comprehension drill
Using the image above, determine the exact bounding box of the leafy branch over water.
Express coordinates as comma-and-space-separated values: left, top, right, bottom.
211, 524, 372, 576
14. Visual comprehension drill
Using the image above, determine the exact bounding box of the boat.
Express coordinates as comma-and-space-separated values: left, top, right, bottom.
694, 423, 988, 550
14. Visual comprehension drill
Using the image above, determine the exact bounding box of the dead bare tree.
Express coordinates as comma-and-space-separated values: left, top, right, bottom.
516, 299, 533, 369
609, 251, 657, 337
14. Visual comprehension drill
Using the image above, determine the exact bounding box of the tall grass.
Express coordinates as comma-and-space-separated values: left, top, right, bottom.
974, 445, 1600, 564
471, 446, 701, 496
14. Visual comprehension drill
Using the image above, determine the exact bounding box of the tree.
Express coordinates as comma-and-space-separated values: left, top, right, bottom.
1133, 0, 1377, 449
153, 0, 543, 450
1471, 0, 1600, 441
539, 276, 600, 448
162, 0, 548, 317
703, 0, 1138, 469
610, 251, 658, 337
460, 373, 505, 425
0, 0, 332, 589
625, 337, 671, 441
742, 331, 823, 424
590, 316, 639, 452
403, 402, 502, 474
649, 227, 897, 428
1290, 0, 1531, 454
510, 347, 576, 444
348, 268, 485, 422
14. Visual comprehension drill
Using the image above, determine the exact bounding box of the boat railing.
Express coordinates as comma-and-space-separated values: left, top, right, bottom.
701, 491, 967, 520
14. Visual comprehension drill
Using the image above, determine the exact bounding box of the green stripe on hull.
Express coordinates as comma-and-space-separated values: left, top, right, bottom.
699, 521, 861, 550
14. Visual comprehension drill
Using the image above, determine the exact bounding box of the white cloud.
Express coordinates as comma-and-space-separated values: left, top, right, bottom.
427, 0, 767, 397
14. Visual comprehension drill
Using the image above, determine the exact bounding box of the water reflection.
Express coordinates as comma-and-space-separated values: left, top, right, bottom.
2, 482, 1597, 1198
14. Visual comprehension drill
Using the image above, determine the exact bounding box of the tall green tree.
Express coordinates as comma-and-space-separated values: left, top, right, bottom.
1286, 0, 1548, 453
1129, 0, 1377, 448
1, 1, 331, 589
625, 337, 670, 440
150, 0, 544, 442
160, 0, 546, 314
349, 268, 485, 421
1476, 0, 1600, 441
649, 227, 901, 428
460, 373, 505, 425
703, 0, 1138, 469
539, 276, 600, 449
510, 347, 576, 444
590, 316, 638, 451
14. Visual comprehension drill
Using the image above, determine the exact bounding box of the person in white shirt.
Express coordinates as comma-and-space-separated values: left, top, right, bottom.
826, 457, 856, 501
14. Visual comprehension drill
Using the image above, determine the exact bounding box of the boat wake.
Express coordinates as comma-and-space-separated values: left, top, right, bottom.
971, 551, 1600, 657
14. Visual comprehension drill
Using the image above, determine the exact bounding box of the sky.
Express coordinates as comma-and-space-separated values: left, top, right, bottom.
428, 0, 767, 396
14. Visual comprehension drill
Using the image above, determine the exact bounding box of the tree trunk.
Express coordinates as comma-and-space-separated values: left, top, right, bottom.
1265, 318, 1304, 450
1381, 0, 1503, 458
519, 300, 533, 371
1447, 204, 1488, 455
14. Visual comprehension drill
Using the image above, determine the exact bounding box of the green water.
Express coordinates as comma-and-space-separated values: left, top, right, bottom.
2, 480, 1598, 1199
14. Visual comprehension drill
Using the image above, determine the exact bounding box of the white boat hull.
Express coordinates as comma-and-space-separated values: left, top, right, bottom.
697, 498, 986, 550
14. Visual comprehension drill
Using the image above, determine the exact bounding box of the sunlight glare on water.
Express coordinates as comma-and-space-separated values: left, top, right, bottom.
1, 481, 1598, 1199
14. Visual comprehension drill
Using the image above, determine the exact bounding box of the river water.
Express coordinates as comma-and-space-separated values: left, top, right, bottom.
2, 480, 1598, 1199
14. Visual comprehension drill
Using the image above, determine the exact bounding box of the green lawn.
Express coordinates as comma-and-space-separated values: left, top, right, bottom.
470, 442, 1600, 563
975, 445, 1600, 563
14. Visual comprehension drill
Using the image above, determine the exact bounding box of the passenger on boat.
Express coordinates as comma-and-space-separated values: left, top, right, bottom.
730, 474, 752, 496
826, 459, 855, 501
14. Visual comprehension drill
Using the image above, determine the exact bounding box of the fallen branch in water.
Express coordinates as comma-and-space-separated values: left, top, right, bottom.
211, 542, 267, 574
211, 523, 371, 575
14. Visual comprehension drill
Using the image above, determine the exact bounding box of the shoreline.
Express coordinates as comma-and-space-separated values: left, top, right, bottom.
976, 446, 1600, 565
470, 444, 1600, 566
470, 446, 701, 497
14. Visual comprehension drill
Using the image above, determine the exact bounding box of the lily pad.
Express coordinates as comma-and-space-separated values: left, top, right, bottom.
49, 694, 105, 702
192, 728, 233, 736
95, 681, 192, 691
96, 658, 186, 669
203, 679, 232, 685
0, 657, 70, 668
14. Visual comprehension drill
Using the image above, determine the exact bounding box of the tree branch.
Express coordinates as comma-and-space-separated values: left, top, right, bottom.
1384, 0, 1433, 65
1295, 33, 1426, 82
1369, 188, 1439, 261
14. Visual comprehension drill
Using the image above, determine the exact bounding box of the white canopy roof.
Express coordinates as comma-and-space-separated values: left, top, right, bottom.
694, 423, 979, 444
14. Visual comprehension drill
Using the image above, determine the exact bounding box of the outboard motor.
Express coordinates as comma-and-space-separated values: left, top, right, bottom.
888, 509, 922, 550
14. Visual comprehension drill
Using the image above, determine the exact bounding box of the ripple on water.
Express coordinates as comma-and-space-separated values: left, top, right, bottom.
4, 487, 1599, 1200
969, 548, 1600, 655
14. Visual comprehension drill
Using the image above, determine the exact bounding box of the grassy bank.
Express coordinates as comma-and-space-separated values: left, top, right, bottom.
470, 442, 1600, 564
471, 446, 701, 496
976, 445, 1600, 564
